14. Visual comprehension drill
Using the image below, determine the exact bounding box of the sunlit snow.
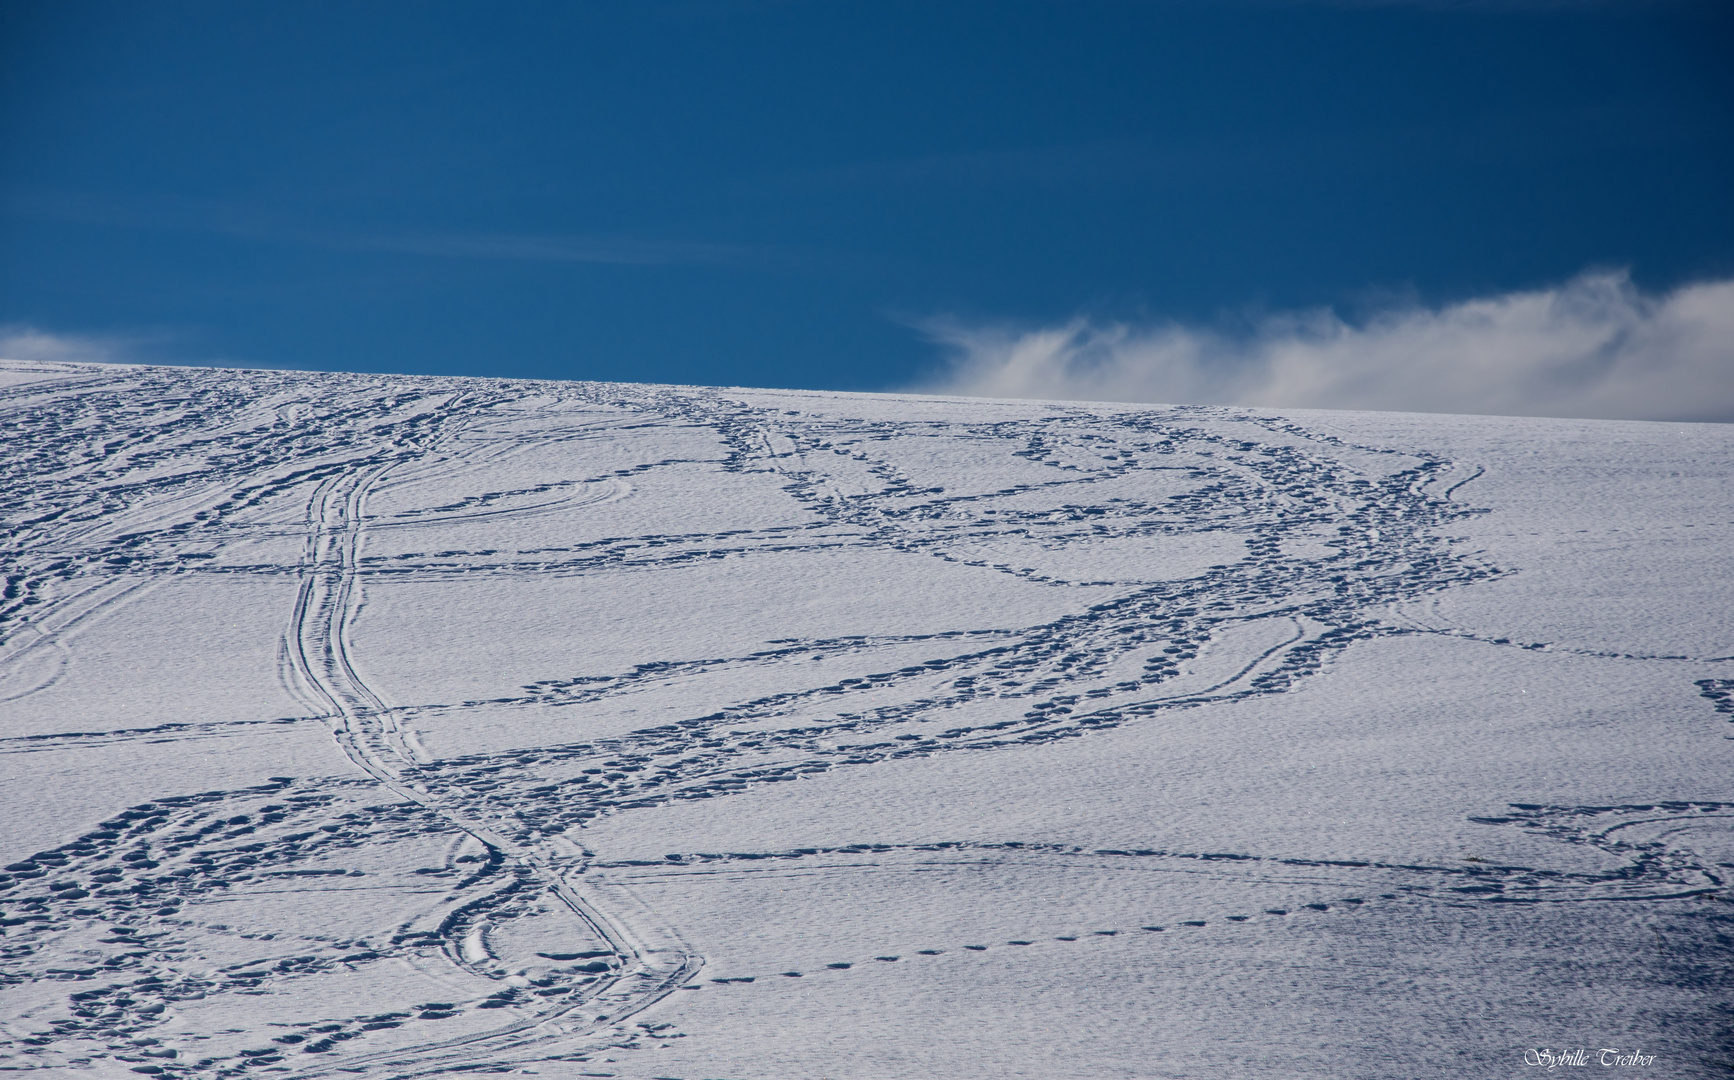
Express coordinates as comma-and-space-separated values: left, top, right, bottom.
2, 359, 1730, 1078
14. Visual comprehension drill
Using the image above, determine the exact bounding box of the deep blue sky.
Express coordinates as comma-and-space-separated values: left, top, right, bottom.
2, 0, 1730, 391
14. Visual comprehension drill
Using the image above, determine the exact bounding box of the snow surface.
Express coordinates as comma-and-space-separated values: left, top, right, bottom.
1, 358, 1730, 1079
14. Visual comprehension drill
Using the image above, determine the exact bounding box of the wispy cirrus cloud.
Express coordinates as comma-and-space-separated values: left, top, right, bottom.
2, 187, 752, 267
343, 231, 747, 265
913, 270, 1734, 422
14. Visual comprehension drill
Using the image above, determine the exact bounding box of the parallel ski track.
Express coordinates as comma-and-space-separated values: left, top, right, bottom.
276, 391, 701, 1077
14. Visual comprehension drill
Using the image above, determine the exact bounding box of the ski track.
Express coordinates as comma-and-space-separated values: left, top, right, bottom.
1, 362, 1730, 1077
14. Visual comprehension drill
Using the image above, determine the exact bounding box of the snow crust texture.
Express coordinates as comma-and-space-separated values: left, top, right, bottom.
1, 359, 1730, 1079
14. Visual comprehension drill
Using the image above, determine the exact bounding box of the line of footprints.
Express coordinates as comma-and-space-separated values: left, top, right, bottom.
688, 890, 1401, 990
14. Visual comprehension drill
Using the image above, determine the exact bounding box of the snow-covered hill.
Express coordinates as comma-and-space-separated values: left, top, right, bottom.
2, 359, 1730, 1079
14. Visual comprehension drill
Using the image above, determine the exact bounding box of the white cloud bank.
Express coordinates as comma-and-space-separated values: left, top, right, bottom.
0, 325, 134, 366
915, 271, 1734, 422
